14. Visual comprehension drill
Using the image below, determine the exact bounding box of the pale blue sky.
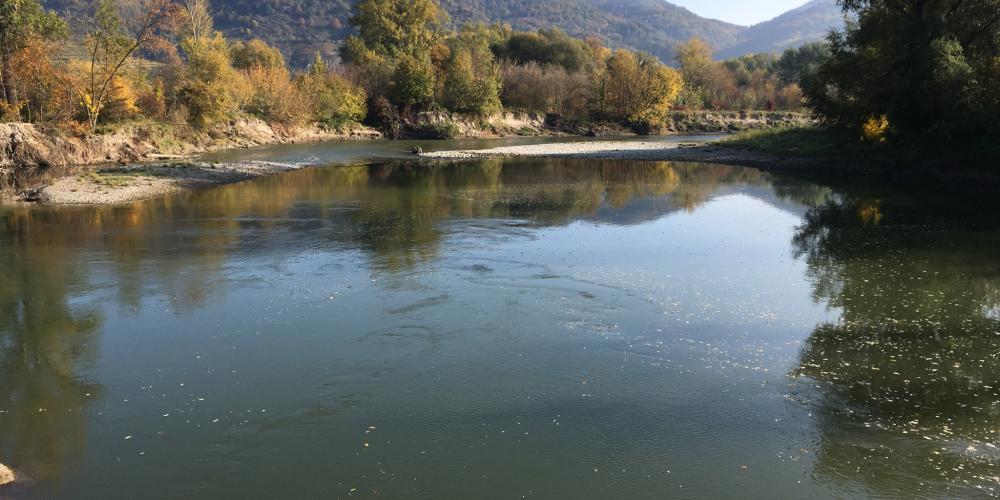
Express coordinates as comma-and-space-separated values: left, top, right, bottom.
672, 0, 811, 26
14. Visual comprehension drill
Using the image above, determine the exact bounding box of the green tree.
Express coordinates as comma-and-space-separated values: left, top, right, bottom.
0, 0, 66, 111
442, 30, 501, 114
390, 54, 436, 107
231, 39, 286, 70
342, 0, 447, 60
777, 42, 829, 86
493, 28, 592, 72
299, 53, 367, 125
180, 31, 243, 126
805, 0, 1000, 141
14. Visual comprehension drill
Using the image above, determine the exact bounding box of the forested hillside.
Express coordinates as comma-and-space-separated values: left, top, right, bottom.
40, 0, 838, 66
717, 0, 844, 59
439, 0, 743, 62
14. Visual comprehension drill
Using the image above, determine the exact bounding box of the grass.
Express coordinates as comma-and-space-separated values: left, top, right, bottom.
78, 168, 161, 188
720, 127, 871, 157
721, 126, 1000, 186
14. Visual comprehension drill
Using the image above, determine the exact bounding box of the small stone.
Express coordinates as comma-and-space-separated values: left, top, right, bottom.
0, 463, 16, 486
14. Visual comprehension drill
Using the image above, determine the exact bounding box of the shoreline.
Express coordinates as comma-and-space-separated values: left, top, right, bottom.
420, 140, 1000, 192
419, 140, 779, 166
19, 128, 988, 206
15, 160, 309, 205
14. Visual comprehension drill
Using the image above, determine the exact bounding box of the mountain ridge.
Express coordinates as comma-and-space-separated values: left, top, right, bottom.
41, 0, 843, 66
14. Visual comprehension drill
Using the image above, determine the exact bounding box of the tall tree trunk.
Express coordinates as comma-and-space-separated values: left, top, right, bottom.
1, 48, 18, 107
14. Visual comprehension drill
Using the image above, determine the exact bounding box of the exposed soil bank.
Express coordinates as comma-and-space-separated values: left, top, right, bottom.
0, 119, 382, 187
2, 111, 816, 205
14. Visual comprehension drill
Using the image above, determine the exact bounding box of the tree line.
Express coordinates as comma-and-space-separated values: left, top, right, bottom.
803, 0, 1000, 144
0, 0, 826, 138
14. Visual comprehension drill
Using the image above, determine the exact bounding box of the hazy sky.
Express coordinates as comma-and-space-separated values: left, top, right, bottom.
671, 0, 811, 26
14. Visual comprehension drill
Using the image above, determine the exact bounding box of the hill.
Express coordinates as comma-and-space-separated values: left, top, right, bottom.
41, 0, 840, 67
440, 0, 743, 63
716, 0, 845, 59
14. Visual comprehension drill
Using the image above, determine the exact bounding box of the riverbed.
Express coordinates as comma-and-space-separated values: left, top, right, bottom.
1, 140, 999, 498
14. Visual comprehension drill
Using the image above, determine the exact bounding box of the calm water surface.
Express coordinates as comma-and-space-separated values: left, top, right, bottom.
1, 147, 999, 498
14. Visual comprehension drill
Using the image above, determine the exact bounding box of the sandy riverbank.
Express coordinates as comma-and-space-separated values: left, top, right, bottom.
420, 140, 779, 166
12, 138, 797, 206
21, 160, 304, 205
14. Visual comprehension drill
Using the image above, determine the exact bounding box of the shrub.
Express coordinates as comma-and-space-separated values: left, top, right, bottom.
500, 62, 590, 119
298, 55, 368, 126
231, 39, 286, 70
241, 66, 310, 125
861, 115, 890, 144
180, 33, 246, 127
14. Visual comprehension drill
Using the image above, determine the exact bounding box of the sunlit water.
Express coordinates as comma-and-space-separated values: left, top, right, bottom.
1, 148, 999, 498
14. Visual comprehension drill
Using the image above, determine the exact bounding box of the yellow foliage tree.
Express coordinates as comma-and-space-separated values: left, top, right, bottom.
600, 50, 683, 128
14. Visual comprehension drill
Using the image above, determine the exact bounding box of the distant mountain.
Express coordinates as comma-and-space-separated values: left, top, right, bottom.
441, 0, 743, 63
716, 0, 845, 59
41, 0, 842, 67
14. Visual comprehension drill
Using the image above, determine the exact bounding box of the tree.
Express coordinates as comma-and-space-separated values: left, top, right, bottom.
342, 0, 447, 60
777, 42, 829, 86
299, 53, 367, 126
231, 39, 286, 70
0, 0, 66, 112
674, 37, 716, 94
70, 0, 177, 131
493, 28, 592, 72
180, 31, 243, 126
804, 0, 1000, 141
390, 54, 436, 107
600, 50, 683, 130
442, 30, 502, 114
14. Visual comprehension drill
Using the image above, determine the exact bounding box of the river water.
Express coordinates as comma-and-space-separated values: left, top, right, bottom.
1, 139, 999, 498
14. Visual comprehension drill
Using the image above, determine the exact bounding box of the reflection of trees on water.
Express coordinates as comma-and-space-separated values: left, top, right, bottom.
790, 191, 1000, 495
0, 213, 102, 483
0, 159, 784, 481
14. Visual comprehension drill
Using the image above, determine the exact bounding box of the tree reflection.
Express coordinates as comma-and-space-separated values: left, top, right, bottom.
0, 158, 781, 484
790, 191, 1000, 495
0, 211, 102, 483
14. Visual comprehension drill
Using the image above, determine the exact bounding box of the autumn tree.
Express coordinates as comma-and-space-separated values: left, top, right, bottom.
70, 0, 177, 131
299, 53, 367, 126
179, 32, 243, 126
231, 39, 286, 70
0, 0, 66, 115
598, 50, 683, 130
674, 37, 717, 96
342, 0, 447, 60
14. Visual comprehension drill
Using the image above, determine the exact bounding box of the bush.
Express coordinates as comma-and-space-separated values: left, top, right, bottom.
299, 57, 368, 126
500, 62, 590, 119
241, 66, 310, 125
231, 39, 286, 70
180, 33, 246, 127
411, 120, 460, 139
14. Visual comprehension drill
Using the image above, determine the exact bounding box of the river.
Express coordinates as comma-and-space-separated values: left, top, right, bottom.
1, 138, 999, 498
